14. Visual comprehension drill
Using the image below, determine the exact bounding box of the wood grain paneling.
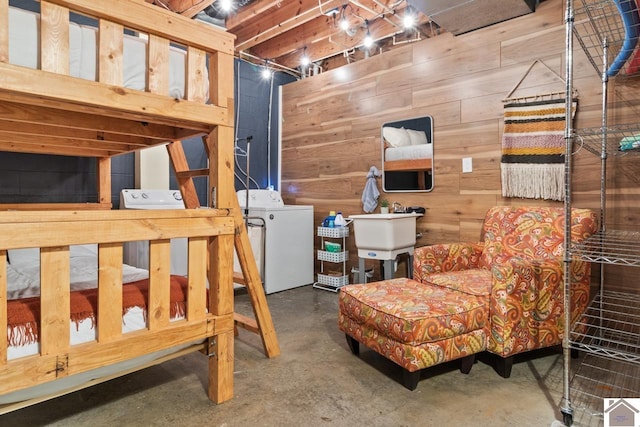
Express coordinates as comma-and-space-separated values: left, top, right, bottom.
281, 0, 640, 288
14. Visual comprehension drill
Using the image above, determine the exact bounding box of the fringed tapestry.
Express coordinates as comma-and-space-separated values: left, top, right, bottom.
500, 98, 576, 201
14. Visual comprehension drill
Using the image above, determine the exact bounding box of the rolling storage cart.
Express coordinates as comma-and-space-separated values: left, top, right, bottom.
313, 223, 350, 292
562, 1, 640, 425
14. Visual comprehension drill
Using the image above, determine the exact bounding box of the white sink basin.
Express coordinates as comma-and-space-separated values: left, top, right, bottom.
349, 213, 421, 259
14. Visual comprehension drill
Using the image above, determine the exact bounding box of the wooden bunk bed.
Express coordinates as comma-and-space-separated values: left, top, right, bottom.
0, 0, 277, 414
384, 158, 433, 173
383, 158, 433, 190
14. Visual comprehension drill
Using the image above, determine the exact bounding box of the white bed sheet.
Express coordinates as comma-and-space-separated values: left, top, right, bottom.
8, 6, 197, 99
385, 144, 433, 162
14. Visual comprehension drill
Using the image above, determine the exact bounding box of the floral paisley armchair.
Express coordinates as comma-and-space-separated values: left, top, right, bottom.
412, 206, 598, 377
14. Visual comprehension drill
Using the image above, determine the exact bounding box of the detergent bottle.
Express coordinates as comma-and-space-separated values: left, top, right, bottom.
323, 211, 336, 228
322, 211, 336, 228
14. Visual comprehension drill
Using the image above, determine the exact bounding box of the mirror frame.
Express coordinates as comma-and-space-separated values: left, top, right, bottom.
381, 116, 434, 193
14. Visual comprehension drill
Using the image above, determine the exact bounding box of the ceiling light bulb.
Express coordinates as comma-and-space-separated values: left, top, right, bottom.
363, 32, 373, 48
262, 67, 272, 79
340, 18, 349, 31
403, 14, 415, 29
301, 55, 310, 67
220, 0, 233, 12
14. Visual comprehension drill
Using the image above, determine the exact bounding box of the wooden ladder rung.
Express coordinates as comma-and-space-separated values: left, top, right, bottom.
234, 313, 259, 334
233, 271, 246, 286
176, 169, 209, 178
167, 136, 280, 358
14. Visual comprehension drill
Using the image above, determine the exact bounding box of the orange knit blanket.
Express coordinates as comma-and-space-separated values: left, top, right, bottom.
7, 275, 190, 347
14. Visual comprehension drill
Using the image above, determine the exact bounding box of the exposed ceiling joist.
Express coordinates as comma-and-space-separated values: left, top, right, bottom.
151, 0, 540, 74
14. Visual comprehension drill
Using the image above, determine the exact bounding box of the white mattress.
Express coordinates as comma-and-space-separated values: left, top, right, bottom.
2, 248, 197, 405
8, 6, 198, 99
6, 254, 153, 360
385, 144, 433, 162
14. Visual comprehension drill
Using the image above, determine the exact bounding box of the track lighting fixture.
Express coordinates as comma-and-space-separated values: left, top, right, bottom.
301, 47, 310, 67
403, 6, 416, 29
219, 0, 233, 12
261, 60, 272, 79
339, 5, 349, 31
363, 20, 373, 48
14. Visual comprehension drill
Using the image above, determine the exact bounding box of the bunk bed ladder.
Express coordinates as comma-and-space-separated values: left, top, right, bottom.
167, 137, 280, 358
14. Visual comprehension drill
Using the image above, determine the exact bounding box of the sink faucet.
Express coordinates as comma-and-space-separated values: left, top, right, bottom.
392, 201, 404, 213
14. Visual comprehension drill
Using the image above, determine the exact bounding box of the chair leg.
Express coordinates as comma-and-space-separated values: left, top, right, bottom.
495, 355, 514, 378
402, 369, 421, 391
460, 354, 475, 374
345, 334, 359, 355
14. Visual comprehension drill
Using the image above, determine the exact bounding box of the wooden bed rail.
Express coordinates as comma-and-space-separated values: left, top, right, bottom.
384, 158, 433, 190
0, 0, 236, 156
0, 209, 235, 401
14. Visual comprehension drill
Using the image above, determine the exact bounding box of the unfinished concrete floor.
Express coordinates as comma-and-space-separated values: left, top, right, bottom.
2, 285, 594, 426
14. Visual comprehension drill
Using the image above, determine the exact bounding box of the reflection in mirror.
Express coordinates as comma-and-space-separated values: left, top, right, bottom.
381, 116, 434, 192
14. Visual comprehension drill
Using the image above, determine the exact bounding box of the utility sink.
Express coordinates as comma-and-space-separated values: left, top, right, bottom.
349, 213, 422, 259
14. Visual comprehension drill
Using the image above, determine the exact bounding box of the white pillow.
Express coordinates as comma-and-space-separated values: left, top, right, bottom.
406, 129, 429, 145
383, 127, 411, 147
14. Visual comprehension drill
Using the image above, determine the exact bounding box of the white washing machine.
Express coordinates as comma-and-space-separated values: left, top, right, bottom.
237, 189, 314, 294
120, 189, 188, 276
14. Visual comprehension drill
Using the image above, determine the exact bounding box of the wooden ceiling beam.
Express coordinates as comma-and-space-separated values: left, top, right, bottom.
247, 7, 376, 61
230, 0, 428, 69
230, 0, 345, 52
226, 0, 284, 26
266, 16, 408, 69
149, 0, 216, 18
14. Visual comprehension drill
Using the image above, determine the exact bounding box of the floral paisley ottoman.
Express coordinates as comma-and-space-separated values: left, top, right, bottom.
338, 277, 488, 390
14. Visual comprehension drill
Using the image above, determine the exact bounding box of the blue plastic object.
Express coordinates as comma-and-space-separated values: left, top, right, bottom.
607, 0, 640, 77
323, 213, 336, 228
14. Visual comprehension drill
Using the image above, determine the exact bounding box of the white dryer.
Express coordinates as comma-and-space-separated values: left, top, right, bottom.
237, 189, 314, 294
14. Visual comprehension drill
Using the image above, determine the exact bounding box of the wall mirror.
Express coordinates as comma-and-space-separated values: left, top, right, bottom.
381, 116, 434, 192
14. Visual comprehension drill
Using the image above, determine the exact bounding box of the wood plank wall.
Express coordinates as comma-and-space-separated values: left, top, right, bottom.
280, 0, 640, 287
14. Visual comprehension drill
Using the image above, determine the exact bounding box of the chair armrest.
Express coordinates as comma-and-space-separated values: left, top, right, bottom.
488, 256, 591, 357
413, 242, 484, 283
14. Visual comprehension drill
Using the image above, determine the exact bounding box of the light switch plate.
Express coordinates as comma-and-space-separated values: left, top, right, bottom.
462, 157, 473, 173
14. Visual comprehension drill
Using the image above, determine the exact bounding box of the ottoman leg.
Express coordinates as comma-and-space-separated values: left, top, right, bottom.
402, 369, 421, 391
460, 354, 475, 374
345, 334, 360, 355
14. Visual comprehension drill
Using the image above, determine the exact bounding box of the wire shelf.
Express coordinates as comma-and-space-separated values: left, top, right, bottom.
570, 291, 640, 363
317, 226, 349, 238
573, 0, 635, 78
572, 230, 640, 266
317, 250, 349, 263
568, 353, 640, 423
314, 273, 349, 292
574, 124, 640, 157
